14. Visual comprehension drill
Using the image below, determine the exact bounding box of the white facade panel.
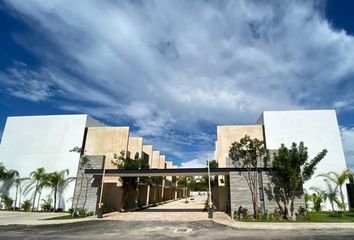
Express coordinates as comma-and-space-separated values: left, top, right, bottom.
0, 114, 103, 209
260, 110, 349, 210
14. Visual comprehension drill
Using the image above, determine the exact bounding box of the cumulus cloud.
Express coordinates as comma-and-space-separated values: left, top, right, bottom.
2, 0, 354, 163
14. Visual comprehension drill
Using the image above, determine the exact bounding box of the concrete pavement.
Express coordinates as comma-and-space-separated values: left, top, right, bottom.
1, 220, 354, 240
104, 194, 229, 221
0, 211, 96, 225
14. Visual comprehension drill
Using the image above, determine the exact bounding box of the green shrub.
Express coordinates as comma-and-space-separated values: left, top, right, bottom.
261, 211, 268, 220
234, 206, 252, 221
1, 194, 13, 210
72, 208, 94, 217
272, 209, 282, 221
21, 200, 32, 211
296, 206, 309, 221
41, 197, 53, 212
330, 211, 344, 218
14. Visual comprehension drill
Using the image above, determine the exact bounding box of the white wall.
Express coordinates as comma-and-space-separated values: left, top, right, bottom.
260, 110, 349, 210
0, 114, 103, 209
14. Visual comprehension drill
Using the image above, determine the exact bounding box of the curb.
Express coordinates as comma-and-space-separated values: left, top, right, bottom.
212, 219, 354, 230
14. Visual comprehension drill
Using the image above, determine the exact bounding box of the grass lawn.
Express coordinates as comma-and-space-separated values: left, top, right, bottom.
307, 211, 354, 222
43, 214, 88, 220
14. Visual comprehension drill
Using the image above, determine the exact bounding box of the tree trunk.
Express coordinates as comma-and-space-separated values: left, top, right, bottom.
339, 186, 345, 210
32, 182, 38, 211
75, 173, 84, 209
14, 185, 18, 211
146, 185, 150, 205
18, 188, 22, 209
153, 185, 157, 204
185, 188, 188, 203
83, 176, 90, 209
37, 190, 41, 211
285, 199, 292, 219
331, 200, 334, 211
53, 186, 57, 212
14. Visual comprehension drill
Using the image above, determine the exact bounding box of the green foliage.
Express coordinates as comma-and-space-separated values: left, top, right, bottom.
330, 211, 344, 218
0, 163, 5, 181
229, 135, 268, 219
21, 200, 32, 211
234, 206, 252, 221
317, 170, 352, 210
267, 142, 327, 219
78, 208, 94, 217
112, 151, 149, 170
310, 187, 327, 212
308, 211, 354, 222
46, 169, 73, 211
296, 206, 309, 221
208, 160, 218, 169
41, 196, 53, 212
0, 194, 13, 210
229, 135, 267, 168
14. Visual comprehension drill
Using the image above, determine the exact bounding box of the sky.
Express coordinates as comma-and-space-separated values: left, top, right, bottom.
0, 0, 353, 170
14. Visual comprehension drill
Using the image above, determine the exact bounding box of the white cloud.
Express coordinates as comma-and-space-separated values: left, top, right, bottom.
340, 126, 354, 171
2, 0, 354, 162
0, 62, 53, 102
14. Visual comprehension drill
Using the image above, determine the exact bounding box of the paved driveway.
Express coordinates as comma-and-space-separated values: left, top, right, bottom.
104, 194, 230, 221
1, 220, 354, 240
0, 211, 95, 225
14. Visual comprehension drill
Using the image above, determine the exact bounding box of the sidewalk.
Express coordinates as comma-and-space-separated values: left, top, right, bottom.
213, 218, 354, 230
0, 211, 96, 226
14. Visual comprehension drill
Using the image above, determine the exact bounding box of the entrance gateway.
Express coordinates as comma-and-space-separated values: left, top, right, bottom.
72, 155, 279, 217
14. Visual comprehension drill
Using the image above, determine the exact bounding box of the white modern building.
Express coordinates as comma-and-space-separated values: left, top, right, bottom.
215, 109, 349, 211
0, 110, 350, 212
0, 114, 103, 209
258, 110, 348, 206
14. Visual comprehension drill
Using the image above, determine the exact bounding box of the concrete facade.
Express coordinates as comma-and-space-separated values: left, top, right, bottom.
151, 151, 160, 169
0, 114, 103, 209
217, 109, 349, 212
127, 137, 143, 160
258, 110, 349, 210
142, 145, 153, 166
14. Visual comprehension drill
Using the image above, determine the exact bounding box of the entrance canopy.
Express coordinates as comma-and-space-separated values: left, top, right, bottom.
85, 167, 272, 177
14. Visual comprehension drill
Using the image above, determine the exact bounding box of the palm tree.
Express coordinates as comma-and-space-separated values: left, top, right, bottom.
310, 187, 327, 212
47, 169, 74, 211
13, 177, 30, 210
24, 167, 47, 211
317, 169, 351, 210
0, 163, 6, 181
0, 169, 19, 195
304, 191, 311, 211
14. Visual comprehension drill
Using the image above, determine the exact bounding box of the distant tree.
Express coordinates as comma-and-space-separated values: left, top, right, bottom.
229, 135, 268, 219
177, 176, 192, 203
268, 142, 327, 219
317, 169, 351, 210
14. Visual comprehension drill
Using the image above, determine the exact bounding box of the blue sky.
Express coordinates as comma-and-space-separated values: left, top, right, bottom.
0, 0, 353, 169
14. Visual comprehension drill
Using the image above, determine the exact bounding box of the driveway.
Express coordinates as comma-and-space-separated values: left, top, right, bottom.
1, 220, 354, 240
104, 194, 229, 221
0, 211, 95, 225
